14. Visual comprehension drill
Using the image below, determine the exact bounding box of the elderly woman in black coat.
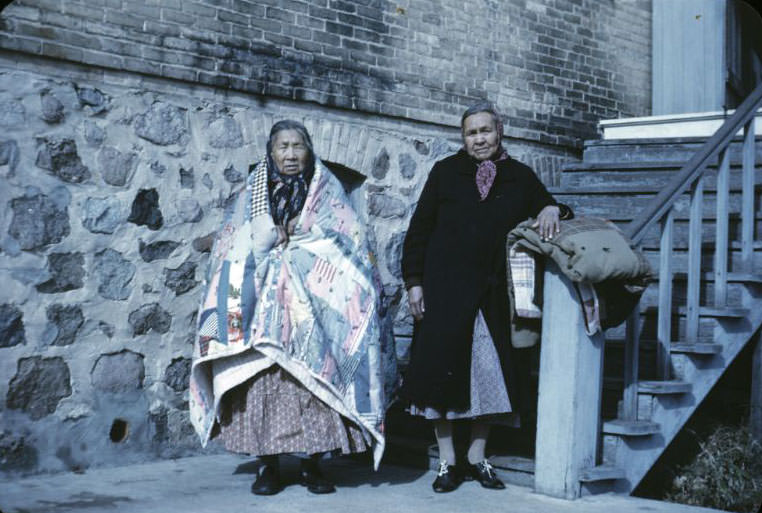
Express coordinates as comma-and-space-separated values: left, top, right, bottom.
401, 102, 571, 492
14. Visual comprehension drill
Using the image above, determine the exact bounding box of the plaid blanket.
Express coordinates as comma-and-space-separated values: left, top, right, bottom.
508, 245, 542, 319
189, 158, 396, 468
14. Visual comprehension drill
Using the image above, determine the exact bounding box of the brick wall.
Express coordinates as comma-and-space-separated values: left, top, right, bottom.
0, 0, 651, 149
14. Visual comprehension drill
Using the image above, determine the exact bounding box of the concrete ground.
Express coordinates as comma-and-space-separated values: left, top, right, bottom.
0, 454, 727, 513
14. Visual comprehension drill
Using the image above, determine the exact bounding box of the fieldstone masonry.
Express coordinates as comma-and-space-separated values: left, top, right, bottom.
0, 0, 651, 478
0, 57, 580, 476
35, 252, 85, 293
0, 304, 25, 348
6, 356, 72, 421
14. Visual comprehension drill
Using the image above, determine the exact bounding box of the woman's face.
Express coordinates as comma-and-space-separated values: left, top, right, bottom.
462, 112, 500, 161
270, 129, 309, 175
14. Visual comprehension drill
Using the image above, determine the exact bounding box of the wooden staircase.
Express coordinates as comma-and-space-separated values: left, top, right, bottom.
544, 86, 762, 495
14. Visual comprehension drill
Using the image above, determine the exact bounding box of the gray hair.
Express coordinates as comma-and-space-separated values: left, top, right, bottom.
267, 119, 315, 159
460, 101, 502, 130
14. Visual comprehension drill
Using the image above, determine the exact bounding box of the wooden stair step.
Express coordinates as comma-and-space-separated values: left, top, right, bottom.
673, 271, 762, 284
579, 465, 627, 483
605, 338, 721, 356
490, 455, 535, 474
562, 160, 688, 171
643, 306, 750, 318
638, 380, 692, 395
602, 419, 660, 436
677, 306, 749, 318
670, 342, 723, 354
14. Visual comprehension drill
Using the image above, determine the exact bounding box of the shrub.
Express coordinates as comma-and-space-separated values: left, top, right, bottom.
665, 424, 762, 512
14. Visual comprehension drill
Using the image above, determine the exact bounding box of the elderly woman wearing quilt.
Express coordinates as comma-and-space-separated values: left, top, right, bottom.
190, 120, 396, 496
401, 102, 571, 493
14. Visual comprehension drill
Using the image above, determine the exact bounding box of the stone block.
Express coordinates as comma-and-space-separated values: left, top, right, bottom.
0, 139, 20, 177
82, 196, 122, 234
371, 147, 389, 180
222, 165, 243, 183
6, 356, 72, 420
91, 350, 145, 393
398, 152, 417, 180
164, 261, 198, 296
128, 303, 172, 336
0, 304, 26, 348
207, 116, 244, 149
413, 139, 429, 155
98, 146, 136, 186
46, 304, 84, 346
138, 239, 180, 263
368, 192, 407, 219
134, 102, 188, 146
179, 167, 194, 189
0, 100, 25, 127
164, 357, 191, 392
83, 120, 105, 146
0, 431, 38, 473
93, 248, 135, 300
75, 85, 108, 114
35, 137, 91, 183
176, 198, 203, 223
9, 190, 71, 250
36, 252, 85, 293
192, 232, 215, 253
384, 231, 404, 280
128, 188, 164, 230
40, 91, 64, 123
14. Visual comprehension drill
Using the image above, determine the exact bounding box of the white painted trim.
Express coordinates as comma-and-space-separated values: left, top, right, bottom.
599, 109, 762, 140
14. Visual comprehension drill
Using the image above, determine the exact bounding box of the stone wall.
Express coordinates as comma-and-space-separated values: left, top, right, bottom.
0, 0, 652, 150
0, 53, 578, 476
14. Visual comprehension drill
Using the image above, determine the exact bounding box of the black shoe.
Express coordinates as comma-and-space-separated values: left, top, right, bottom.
467, 460, 505, 489
432, 461, 463, 493
299, 458, 336, 494
251, 464, 282, 495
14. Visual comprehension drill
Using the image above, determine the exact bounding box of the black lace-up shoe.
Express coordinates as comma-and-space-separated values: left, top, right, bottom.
299, 458, 336, 494
432, 461, 463, 493
467, 460, 505, 489
251, 464, 282, 495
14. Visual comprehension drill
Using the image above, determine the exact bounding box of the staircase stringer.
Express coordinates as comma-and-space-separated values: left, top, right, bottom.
607, 292, 762, 494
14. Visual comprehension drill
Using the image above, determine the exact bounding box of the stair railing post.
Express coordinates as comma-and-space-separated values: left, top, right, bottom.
623, 301, 640, 421
741, 117, 756, 272
686, 176, 704, 343
713, 147, 730, 307
535, 260, 605, 499
658, 210, 675, 380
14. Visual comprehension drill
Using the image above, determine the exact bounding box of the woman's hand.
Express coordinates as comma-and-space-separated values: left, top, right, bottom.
408, 285, 425, 321
533, 205, 561, 241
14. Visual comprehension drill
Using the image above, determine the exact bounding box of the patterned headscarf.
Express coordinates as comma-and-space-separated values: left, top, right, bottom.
264, 120, 316, 226
266, 161, 314, 226
475, 148, 507, 201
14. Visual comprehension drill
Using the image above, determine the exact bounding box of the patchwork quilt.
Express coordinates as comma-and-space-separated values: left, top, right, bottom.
189, 158, 396, 468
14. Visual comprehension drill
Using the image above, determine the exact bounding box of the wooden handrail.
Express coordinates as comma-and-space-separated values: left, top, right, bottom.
626, 82, 762, 244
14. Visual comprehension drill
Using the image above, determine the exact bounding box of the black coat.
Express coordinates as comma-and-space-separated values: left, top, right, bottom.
400, 150, 558, 411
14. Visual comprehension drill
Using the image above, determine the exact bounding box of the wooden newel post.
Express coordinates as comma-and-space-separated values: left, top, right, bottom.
534, 260, 605, 499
